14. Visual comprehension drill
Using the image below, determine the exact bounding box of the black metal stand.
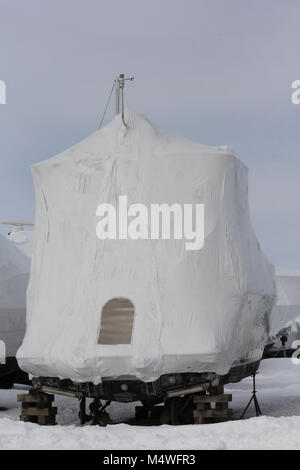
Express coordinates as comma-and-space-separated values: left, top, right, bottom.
240, 373, 262, 419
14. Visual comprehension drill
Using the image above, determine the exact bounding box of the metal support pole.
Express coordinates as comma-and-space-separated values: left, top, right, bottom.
114, 74, 134, 125
240, 373, 262, 419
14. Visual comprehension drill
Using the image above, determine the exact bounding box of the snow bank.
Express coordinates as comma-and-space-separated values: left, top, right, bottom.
2, 414, 300, 450
17, 109, 275, 383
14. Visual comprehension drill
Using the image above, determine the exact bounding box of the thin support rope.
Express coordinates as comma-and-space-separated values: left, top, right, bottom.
98, 82, 115, 129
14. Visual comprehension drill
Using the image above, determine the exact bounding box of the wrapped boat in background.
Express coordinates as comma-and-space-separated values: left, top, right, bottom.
0, 232, 30, 387
264, 269, 300, 358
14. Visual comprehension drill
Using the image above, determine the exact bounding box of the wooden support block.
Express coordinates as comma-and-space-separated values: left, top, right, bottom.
195, 403, 211, 411
21, 401, 52, 407
21, 406, 57, 417
38, 415, 56, 426
20, 415, 38, 423
193, 409, 233, 420
193, 394, 232, 404
216, 402, 228, 411
19, 392, 57, 425
209, 385, 224, 395
37, 416, 49, 425
194, 416, 205, 424
17, 393, 54, 403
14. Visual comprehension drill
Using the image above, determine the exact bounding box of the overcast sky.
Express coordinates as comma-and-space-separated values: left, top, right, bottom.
0, 0, 299, 268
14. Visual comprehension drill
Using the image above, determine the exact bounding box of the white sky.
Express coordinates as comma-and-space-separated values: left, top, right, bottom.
0, 0, 299, 268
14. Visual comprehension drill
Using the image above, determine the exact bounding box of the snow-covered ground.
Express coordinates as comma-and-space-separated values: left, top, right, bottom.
1, 358, 300, 450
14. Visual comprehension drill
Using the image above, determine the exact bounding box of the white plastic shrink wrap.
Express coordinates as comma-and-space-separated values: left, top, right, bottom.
17, 110, 276, 383
0, 234, 30, 358
269, 270, 300, 340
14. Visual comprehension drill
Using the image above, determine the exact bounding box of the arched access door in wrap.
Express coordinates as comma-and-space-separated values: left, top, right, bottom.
98, 298, 135, 345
